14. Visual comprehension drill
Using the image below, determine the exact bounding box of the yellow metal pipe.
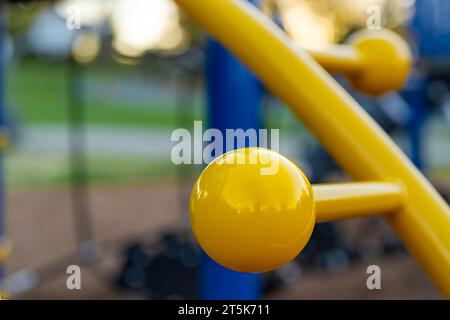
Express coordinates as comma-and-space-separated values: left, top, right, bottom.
175, 0, 450, 297
313, 182, 404, 223
307, 45, 363, 74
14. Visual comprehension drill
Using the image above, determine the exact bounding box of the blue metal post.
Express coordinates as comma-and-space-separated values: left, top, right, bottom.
403, 74, 428, 170
201, 38, 263, 299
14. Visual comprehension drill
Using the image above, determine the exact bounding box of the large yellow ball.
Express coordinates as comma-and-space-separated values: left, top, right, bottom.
190, 148, 315, 273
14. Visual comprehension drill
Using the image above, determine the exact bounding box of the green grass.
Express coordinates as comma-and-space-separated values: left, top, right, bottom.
5, 150, 200, 190
7, 59, 199, 128
5, 59, 201, 189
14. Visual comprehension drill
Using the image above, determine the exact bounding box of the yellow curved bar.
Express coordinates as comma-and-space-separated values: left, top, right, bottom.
175, 0, 450, 297
314, 182, 404, 223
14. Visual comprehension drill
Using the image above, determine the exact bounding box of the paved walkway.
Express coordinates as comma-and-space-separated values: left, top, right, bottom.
13, 121, 450, 168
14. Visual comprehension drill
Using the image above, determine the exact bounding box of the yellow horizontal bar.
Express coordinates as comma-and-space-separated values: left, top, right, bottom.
175, 0, 450, 297
314, 182, 404, 223
307, 45, 362, 74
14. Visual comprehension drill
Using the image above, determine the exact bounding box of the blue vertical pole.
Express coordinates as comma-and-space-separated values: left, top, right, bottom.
201, 38, 263, 299
403, 74, 428, 170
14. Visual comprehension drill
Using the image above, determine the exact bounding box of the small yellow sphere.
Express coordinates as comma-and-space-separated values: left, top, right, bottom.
190, 148, 315, 273
347, 29, 412, 95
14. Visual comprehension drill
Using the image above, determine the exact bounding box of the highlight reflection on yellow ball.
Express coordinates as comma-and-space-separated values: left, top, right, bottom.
190, 148, 315, 273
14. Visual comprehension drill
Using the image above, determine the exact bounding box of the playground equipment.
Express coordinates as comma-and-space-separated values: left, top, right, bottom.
306, 31, 410, 95
0, 0, 449, 300
175, 0, 450, 298
191, 147, 403, 273
202, 33, 263, 297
